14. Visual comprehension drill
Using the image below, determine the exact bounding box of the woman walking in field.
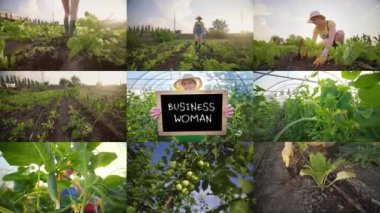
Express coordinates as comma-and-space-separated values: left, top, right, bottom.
308, 11, 345, 66
61, 0, 80, 37
193, 16, 206, 49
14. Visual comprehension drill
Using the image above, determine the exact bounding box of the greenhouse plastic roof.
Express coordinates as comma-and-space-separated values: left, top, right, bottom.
127, 71, 352, 99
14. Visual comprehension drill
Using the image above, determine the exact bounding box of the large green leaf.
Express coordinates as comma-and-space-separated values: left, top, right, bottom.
32, 143, 55, 172
47, 171, 58, 202
90, 152, 117, 169
103, 175, 125, 188
334, 171, 356, 182
0, 142, 52, 170
350, 73, 380, 89
358, 84, 380, 107
341, 71, 361, 80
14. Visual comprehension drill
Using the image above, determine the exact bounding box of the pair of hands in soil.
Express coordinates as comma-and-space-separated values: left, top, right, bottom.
150, 104, 235, 120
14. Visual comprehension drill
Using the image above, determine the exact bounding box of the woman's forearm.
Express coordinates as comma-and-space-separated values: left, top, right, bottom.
321, 46, 329, 58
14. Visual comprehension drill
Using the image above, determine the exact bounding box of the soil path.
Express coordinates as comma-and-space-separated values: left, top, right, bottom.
152, 42, 191, 70
50, 95, 71, 142
253, 142, 314, 213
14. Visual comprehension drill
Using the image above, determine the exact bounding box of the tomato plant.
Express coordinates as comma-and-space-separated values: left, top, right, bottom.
0, 142, 126, 212
127, 141, 254, 212
275, 71, 380, 142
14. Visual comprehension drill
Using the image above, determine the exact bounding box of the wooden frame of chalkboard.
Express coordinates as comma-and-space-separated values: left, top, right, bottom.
156, 90, 228, 136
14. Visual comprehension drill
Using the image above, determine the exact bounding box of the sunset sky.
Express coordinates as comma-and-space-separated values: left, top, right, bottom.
128, 0, 253, 33
254, 0, 380, 41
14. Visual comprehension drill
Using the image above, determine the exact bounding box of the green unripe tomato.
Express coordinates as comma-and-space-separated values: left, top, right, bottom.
175, 183, 182, 191
197, 160, 204, 168
188, 183, 194, 190
181, 180, 190, 187
205, 162, 210, 168
191, 175, 199, 182
169, 161, 177, 169
186, 171, 193, 178
181, 188, 189, 195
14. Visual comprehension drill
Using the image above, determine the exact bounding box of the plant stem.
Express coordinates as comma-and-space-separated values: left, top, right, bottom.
273, 117, 322, 142
36, 165, 40, 210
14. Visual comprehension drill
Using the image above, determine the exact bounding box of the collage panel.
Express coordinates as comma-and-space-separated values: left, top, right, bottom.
253, 0, 380, 70
0, 71, 126, 142
0, 0, 127, 71
0, 142, 127, 212
127, 0, 253, 71
127, 141, 254, 212
251, 71, 380, 212
253, 142, 380, 212
127, 71, 257, 143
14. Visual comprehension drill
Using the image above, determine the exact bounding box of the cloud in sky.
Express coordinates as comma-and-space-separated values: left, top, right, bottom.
127, 0, 253, 33
254, 0, 380, 41
0, 0, 126, 23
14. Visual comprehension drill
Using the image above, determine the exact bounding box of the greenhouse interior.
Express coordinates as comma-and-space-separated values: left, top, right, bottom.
126, 71, 380, 212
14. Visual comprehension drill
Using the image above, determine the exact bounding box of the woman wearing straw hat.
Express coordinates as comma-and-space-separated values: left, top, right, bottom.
150, 74, 234, 142
193, 16, 206, 49
307, 11, 345, 66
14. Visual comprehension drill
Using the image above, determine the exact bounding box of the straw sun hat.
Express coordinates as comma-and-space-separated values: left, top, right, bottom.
173, 74, 203, 90
307, 11, 325, 23
195, 16, 202, 20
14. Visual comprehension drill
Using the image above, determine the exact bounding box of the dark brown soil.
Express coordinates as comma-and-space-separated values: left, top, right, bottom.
253, 142, 380, 213
48, 95, 125, 142
49, 95, 71, 142
257, 54, 379, 71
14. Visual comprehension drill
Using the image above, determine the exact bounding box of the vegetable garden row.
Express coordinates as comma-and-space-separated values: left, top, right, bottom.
253, 34, 380, 70
127, 38, 253, 71
0, 13, 126, 71
0, 85, 126, 142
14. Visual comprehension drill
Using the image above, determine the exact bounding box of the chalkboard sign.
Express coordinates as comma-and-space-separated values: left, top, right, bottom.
156, 90, 228, 136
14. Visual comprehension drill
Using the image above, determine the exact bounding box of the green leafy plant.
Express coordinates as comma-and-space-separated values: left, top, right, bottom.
37, 109, 59, 142
67, 13, 126, 66
0, 142, 126, 212
340, 143, 380, 167
0, 39, 16, 70
64, 105, 93, 141
300, 152, 356, 189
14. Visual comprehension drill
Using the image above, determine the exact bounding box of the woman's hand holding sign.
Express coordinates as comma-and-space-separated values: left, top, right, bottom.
224, 104, 234, 118
150, 107, 161, 120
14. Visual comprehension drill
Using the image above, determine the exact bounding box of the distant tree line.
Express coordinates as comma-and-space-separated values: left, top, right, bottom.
0, 11, 52, 24
0, 75, 45, 88
128, 25, 174, 36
